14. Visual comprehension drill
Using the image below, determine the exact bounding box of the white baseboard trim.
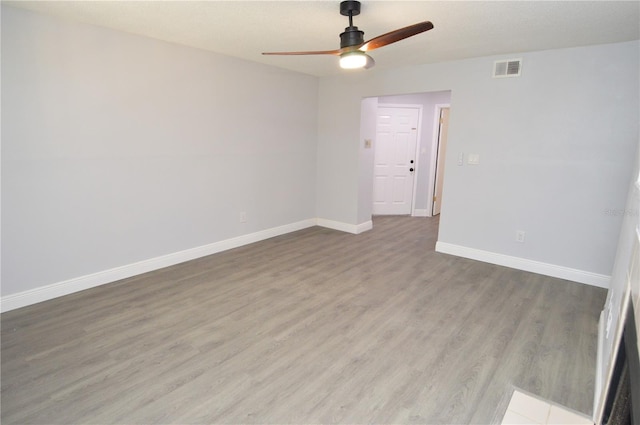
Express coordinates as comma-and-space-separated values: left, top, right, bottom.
316, 218, 373, 235
1, 219, 317, 313
356, 220, 373, 234
435, 241, 611, 288
412, 209, 429, 217
593, 310, 605, 423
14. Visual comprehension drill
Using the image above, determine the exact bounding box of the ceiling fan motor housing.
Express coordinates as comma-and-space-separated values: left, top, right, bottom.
340, 27, 364, 49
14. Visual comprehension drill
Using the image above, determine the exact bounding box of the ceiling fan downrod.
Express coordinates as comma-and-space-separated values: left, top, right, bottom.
339, 0, 364, 49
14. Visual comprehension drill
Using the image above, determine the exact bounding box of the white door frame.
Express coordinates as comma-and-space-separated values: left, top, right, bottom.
374, 103, 423, 216
427, 103, 451, 217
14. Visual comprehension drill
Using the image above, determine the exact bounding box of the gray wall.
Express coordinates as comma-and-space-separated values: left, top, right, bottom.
1, 6, 319, 296
3, 4, 638, 303
317, 41, 639, 276
358, 97, 378, 225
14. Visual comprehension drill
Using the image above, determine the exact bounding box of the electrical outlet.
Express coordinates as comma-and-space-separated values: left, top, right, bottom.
239, 212, 247, 223
515, 230, 525, 243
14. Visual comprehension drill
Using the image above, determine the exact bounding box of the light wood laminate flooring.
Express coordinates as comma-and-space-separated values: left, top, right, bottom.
1, 216, 606, 424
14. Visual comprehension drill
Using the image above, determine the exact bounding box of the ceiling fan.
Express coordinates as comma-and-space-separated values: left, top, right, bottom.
262, 1, 434, 70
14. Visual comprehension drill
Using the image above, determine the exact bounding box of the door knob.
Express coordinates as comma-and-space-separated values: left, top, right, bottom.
410, 168, 414, 172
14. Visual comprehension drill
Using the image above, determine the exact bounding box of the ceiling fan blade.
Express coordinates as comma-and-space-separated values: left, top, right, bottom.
358, 21, 434, 52
262, 49, 340, 56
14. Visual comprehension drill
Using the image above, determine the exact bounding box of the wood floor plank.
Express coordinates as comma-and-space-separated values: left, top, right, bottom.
1, 216, 606, 424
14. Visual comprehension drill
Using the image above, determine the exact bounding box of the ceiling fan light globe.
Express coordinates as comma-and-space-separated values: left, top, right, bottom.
340, 51, 367, 69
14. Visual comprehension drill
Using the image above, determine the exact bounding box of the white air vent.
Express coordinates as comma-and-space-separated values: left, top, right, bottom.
493, 58, 522, 78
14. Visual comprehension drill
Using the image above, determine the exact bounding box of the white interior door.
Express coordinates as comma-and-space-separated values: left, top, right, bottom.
373, 107, 419, 215
432, 107, 450, 216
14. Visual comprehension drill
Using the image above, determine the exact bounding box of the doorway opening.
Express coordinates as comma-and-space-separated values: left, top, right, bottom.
362, 91, 452, 222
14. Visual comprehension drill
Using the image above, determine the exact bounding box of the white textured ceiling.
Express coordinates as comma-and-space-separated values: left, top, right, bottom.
6, 0, 640, 76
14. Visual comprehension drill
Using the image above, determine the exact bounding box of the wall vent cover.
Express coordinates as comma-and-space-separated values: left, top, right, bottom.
493, 58, 522, 78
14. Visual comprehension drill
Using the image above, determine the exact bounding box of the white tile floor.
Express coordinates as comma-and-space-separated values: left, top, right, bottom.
501, 390, 594, 425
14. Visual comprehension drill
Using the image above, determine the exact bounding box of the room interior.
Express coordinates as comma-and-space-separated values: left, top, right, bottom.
2, 1, 639, 423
